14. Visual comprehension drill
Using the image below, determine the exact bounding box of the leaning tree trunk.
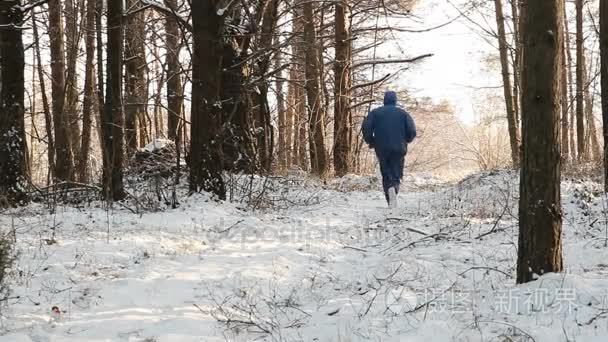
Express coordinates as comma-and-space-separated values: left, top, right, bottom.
302, 0, 328, 176
78, 0, 96, 183
189, 0, 226, 199
125, 0, 147, 152
103, 0, 126, 201
0, 0, 27, 206
517, 0, 564, 284
49, 0, 74, 181
602, 0, 608, 192
575, 0, 586, 160
333, 0, 352, 176
494, 0, 520, 168
165, 0, 183, 143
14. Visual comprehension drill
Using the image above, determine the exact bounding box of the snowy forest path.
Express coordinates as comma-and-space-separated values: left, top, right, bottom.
4, 172, 608, 341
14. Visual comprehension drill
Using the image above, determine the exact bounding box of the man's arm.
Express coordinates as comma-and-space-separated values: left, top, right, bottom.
362, 111, 375, 147
404, 112, 417, 143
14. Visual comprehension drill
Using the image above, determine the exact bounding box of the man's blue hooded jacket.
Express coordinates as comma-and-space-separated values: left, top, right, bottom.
362, 91, 417, 155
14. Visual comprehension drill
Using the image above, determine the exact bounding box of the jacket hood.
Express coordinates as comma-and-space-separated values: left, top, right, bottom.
384, 91, 397, 105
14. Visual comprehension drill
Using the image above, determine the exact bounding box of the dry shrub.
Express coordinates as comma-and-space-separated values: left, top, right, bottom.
0, 229, 16, 305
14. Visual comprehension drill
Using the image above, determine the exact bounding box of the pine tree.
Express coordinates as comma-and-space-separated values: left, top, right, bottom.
103, 0, 126, 200
517, 0, 564, 284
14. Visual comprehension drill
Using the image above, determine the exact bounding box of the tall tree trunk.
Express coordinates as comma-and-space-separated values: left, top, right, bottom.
276, 47, 288, 172
564, 6, 577, 160
575, 0, 586, 160
584, 55, 601, 160
290, 5, 308, 170
333, 0, 352, 176
78, 0, 96, 183
510, 0, 521, 120
65, 0, 81, 157
49, 0, 74, 181
0, 0, 27, 206
297, 84, 309, 171
125, 0, 147, 152
561, 30, 570, 161
220, 42, 256, 172
253, 0, 279, 172
601, 0, 608, 191
32, 9, 55, 181
190, 0, 226, 199
165, 0, 183, 143
284, 69, 294, 169
516, 0, 527, 127
95, 0, 106, 167
302, 0, 328, 176
152, 43, 165, 139
517, 0, 564, 284
317, 6, 331, 149
103, 0, 126, 201
494, 0, 520, 168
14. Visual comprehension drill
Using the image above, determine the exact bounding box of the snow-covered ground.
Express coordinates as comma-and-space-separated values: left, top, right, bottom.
1, 171, 608, 341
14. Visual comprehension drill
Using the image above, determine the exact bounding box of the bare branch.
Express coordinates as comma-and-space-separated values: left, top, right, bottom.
352, 53, 433, 69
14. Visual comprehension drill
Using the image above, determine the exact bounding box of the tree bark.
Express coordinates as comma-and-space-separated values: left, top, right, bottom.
125, 0, 148, 152
0, 0, 27, 206
49, 0, 74, 181
165, 0, 183, 143
103, 0, 126, 201
333, 0, 352, 176
575, 0, 586, 160
190, 0, 226, 199
78, 0, 96, 183
517, 0, 564, 284
494, 0, 520, 168
602, 0, 608, 191
302, 0, 328, 176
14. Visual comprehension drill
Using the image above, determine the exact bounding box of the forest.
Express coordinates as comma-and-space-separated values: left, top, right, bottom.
1, 0, 608, 341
